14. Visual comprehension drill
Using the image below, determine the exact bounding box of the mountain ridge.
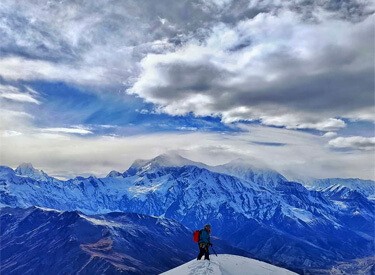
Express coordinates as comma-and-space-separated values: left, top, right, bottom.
0, 206, 251, 274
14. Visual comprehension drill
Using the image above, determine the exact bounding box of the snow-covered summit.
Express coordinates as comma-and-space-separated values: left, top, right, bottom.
212, 159, 286, 188
125, 152, 209, 175
106, 170, 123, 178
149, 153, 197, 167
161, 254, 297, 275
15, 163, 51, 181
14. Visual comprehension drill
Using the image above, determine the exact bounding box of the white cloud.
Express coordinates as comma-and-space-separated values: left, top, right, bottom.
329, 136, 375, 151
0, 92, 39, 104
0, 109, 34, 131
41, 127, 93, 135
345, 106, 375, 122
1, 130, 23, 137
0, 57, 111, 87
0, 84, 40, 104
323, 132, 337, 138
261, 116, 346, 132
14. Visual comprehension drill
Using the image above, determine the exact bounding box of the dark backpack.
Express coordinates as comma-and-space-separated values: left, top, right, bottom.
193, 230, 201, 243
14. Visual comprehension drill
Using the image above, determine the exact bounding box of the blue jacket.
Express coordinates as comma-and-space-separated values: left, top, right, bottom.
199, 229, 210, 244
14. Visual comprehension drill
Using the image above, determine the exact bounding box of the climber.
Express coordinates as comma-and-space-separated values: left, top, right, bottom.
197, 224, 212, 260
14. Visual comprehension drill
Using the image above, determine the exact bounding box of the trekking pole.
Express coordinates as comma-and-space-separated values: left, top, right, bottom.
211, 246, 218, 256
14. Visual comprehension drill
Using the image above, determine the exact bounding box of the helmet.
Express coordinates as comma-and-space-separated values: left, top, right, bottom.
204, 224, 211, 229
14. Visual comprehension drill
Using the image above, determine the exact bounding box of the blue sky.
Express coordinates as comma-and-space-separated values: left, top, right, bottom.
0, 0, 374, 179
24, 81, 236, 135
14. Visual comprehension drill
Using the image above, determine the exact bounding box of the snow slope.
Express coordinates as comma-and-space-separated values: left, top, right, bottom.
162, 254, 297, 275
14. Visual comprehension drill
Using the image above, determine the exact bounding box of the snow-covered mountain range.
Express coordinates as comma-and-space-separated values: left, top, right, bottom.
0, 153, 374, 273
303, 178, 375, 201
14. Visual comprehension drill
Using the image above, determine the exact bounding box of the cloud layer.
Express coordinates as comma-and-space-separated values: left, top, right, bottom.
1, 123, 374, 180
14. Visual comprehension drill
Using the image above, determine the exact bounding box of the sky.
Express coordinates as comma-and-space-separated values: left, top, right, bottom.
0, 0, 374, 180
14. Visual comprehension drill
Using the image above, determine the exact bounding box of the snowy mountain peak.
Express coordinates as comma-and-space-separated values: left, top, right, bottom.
161, 254, 298, 275
15, 163, 50, 181
149, 152, 204, 167
303, 178, 375, 200
212, 160, 286, 188
220, 159, 280, 175
126, 153, 208, 174
16, 162, 35, 172
106, 170, 122, 178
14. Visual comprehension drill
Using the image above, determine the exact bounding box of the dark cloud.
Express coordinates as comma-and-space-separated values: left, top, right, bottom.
131, 9, 374, 130
0, 8, 76, 62
227, 68, 374, 113
2, 0, 370, 64
251, 141, 287, 147
153, 62, 231, 100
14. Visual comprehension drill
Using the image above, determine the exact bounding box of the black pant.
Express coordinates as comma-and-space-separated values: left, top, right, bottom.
197, 243, 210, 260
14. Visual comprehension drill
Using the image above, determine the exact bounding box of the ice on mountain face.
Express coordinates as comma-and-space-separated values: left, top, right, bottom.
35, 206, 63, 213
129, 183, 163, 195
281, 206, 315, 224
78, 213, 123, 227
353, 210, 361, 215
161, 254, 298, 275
333, 201, 348, 209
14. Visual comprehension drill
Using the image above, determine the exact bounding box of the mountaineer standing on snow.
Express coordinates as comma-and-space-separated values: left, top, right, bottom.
197, 224, 212, 260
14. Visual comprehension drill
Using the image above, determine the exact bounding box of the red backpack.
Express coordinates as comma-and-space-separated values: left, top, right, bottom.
193, 230, 200, 243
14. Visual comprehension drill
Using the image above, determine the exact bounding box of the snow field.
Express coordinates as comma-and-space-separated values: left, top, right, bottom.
161, 254, 298, 275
